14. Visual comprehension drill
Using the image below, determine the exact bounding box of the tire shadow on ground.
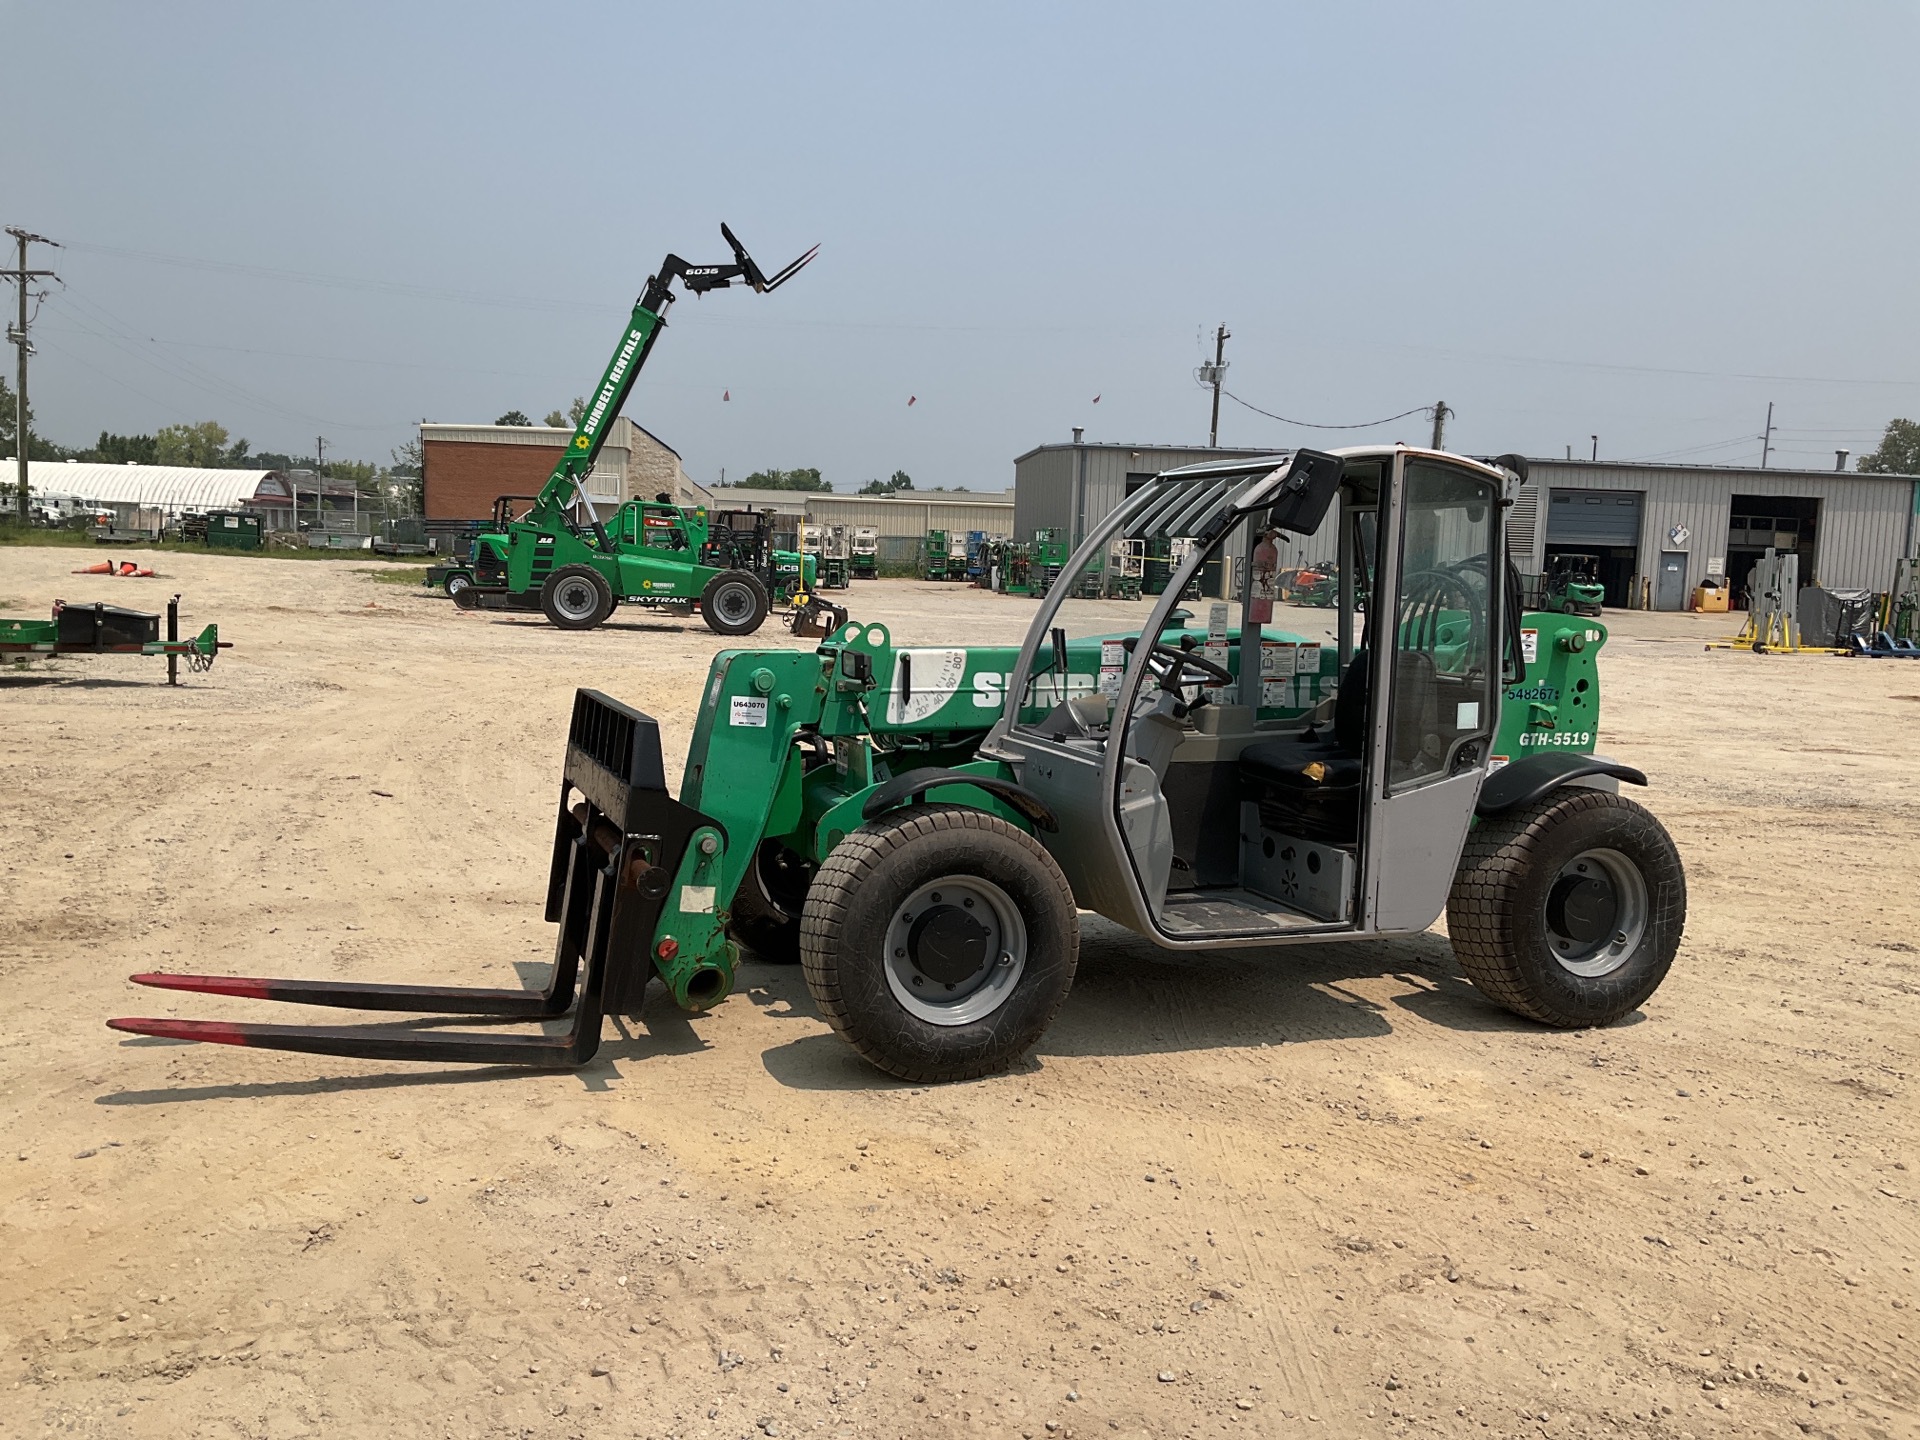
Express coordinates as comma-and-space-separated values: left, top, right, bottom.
754, 920, 1570, 1092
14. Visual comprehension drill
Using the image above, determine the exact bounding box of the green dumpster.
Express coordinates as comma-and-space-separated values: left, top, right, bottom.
205, 511, 263, 551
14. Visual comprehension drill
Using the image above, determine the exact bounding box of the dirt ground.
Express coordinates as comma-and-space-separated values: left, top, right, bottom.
1, 548, 1915, 1440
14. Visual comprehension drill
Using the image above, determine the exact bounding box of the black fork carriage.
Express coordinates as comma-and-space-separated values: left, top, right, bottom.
109, 691, 708, 1067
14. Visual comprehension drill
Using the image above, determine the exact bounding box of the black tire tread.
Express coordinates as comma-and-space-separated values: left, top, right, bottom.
1447, 788, 1685, 1026
800, 806, 1078, 1083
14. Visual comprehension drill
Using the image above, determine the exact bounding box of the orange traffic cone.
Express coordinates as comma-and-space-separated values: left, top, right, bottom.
73, 562, 114, 574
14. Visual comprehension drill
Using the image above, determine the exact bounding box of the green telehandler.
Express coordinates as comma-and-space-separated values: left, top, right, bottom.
115, 446, 1686, 1081
450, 225, 817, 635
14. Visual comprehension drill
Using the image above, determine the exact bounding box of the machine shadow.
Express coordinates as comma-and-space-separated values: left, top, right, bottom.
757, 918, 1545, 1093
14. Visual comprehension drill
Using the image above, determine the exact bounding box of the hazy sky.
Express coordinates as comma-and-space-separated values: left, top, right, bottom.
7, 2, 1916, 488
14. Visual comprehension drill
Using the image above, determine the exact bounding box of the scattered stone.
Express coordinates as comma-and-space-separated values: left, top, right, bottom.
1235, 1399, 1254, 1411
1067, 1390, 1079, 1401
1158, 1371, 1176, 1383
74, 1149, 97, 1160
1446, 1268, 1461, 1283
590, 1364, 609, 1378
776, 1382, 789, 1393
116, 1311, 130, 1321
1385, 1378, 1401, 1392
1742, 1174, 1755, 1184
1634, 1166, 1650, 1176
1700, 1380, 1715, 1391
528, 1363, 540, 1374
1797, 1370, 1810, 1383
413, 1195, 429, 1204
1579, 1149, 1594, 1159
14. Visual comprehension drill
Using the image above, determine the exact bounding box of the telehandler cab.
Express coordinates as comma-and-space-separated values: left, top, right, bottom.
114, 446, 1685, 1082
450, 224, 817, 635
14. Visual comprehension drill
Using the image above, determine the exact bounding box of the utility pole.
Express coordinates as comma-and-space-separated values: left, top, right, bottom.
1759, 401, 1775, 468
1429, 400, 1452, 451
1197, 324, 1230, 447
315, 435, 328, 530
1590, 435, 1598, 462
5, 227, 61, 528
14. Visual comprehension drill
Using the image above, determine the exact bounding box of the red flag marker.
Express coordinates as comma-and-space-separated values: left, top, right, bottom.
1092, 394, 1101, 403
723, 390, 730, 401
908, 395, 917, 407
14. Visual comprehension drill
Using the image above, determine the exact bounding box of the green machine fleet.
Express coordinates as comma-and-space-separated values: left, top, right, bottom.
118, 445, 1686, 1084
438, 225, 820, 635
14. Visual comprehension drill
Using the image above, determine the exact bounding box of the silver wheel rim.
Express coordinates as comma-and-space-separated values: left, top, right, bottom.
1544, 846, 1648, 978
554, 578, 599, 622
883, 875, 1028, 1027
446, 574, 469, 595
712, 581, 757, 625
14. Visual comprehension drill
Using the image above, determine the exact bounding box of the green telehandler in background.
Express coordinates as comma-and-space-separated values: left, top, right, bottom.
450, 225, 817, 635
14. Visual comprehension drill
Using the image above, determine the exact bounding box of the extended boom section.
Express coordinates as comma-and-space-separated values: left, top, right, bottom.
110, 690, 726, 1066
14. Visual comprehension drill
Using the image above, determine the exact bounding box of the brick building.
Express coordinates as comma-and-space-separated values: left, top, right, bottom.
419, 418, 709, 521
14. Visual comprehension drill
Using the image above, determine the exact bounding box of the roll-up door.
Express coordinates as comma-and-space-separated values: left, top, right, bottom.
1546, 489, 1642, 547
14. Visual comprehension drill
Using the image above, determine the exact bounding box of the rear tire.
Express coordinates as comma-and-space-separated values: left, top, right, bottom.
1447, 788, 1685, 1027
444, 571, 472, 598
801, 807, 1079, 1082
541, 565, 613, 630
700, 571, 770, 636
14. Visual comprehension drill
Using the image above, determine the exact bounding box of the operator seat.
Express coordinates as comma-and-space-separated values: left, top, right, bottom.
1237, 650, 1439, 845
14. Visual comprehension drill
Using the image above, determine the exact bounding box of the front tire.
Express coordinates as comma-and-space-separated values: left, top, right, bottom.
700, 571, 770, 636
1447, 789, 1685, 1027
444, 571, 472, 598
541, 564, 613, 630
800, 807, 1079, 1082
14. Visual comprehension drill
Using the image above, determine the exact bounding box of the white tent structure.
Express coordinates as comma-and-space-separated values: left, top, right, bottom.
1, 460, 301, 530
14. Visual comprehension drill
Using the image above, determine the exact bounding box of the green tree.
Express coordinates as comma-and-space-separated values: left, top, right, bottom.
858, 469, 914, 496
732, 467, 831, 492
1857, 419, 1920, 475
543, 409, 568, 428
154, 420, 249, 468
496, 410, 533, 427
389, 439, 424, 515
568, 396, 587, 426
84, 430, 159, 464
0, 376, 69, 460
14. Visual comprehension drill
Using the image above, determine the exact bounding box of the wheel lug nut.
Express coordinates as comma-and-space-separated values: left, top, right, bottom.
894, 948, 906, 958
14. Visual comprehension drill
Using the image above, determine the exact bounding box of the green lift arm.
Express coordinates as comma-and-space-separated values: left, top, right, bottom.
530, 224, 818, 550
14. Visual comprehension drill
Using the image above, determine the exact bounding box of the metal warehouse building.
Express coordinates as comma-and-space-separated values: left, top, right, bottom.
1509, 457, 1919, 610
1013, 436, 1920, 610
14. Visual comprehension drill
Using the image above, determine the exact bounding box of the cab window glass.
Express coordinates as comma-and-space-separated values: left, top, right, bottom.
1388, 463, 1497, 792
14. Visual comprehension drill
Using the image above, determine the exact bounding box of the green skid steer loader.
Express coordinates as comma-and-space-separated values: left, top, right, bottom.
115, 447, 1686, 1081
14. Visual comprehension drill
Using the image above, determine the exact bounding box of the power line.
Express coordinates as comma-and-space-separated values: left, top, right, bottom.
5, 226, 62, 525
1222, 390, 1434, 431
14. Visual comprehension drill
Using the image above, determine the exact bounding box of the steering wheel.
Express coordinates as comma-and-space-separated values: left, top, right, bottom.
1398, 568, 1485, 673
1121, 636, 1234, 694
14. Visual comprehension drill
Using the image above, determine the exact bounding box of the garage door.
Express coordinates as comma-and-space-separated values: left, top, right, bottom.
1546, 488, 1642, 546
